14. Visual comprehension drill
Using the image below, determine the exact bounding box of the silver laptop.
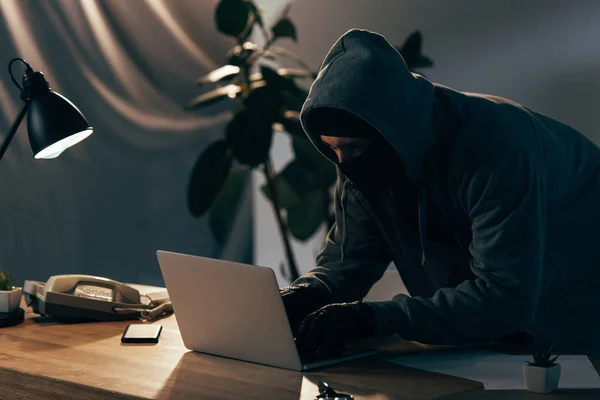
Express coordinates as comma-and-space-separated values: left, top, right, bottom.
156, 250, 377, 371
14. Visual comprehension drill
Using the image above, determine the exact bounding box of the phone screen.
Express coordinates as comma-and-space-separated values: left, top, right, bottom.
121, 324, 162, 343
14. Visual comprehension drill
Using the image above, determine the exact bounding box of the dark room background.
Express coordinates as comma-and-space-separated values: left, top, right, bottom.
0, 0, 598, 291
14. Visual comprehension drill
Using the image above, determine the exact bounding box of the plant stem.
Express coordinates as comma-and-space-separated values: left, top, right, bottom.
241, 64, 250, 89
259, 23, 272, 48
263, 157, 300, 282
268, 47, 313, 72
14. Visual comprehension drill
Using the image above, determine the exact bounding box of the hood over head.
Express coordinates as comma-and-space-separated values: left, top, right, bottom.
300, 29, 436, 185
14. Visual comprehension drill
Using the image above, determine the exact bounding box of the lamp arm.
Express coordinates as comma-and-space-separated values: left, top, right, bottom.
0, 101, 30, 162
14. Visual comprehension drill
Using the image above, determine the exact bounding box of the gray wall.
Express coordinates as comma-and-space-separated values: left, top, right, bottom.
284, 0, 600, 144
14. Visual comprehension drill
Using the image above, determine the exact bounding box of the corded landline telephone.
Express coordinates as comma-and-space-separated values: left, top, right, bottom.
23, 275, 172, 322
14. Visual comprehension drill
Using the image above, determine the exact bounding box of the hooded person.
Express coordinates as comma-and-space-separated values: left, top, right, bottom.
279, 28, 600, 362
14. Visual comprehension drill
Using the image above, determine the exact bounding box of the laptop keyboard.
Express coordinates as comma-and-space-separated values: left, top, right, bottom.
300, 346, 369, 365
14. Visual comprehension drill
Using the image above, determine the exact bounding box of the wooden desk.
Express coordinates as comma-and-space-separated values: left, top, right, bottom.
1, 297, 599, 400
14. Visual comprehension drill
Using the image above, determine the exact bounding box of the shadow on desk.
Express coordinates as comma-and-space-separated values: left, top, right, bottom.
154, 351, 390, 400
153, 343, 482, 400
5, 309, 133, 351
155, 351, 303, 399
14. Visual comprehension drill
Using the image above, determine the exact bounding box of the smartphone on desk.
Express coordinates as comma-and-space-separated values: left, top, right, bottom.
121, 324, 163, 344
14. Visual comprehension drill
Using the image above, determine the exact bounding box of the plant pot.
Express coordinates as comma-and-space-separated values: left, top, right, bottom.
0, 287, 22, 313
523, 363, 561, 393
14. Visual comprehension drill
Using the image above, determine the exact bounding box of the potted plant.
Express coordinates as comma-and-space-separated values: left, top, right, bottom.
0, 269, 21, 313
185, 0, 435, 284
523, 338, 561, 393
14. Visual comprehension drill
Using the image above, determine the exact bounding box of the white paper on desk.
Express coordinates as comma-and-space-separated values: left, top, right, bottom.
387, 349, 496, 382
388, 350, 600, 390
476, 353, 600, 390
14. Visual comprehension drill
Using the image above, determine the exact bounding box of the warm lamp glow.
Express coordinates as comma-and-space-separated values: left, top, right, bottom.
34, 129, 93, 159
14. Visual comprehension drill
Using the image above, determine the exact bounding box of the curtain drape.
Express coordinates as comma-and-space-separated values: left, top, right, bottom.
0, 0, 252, 286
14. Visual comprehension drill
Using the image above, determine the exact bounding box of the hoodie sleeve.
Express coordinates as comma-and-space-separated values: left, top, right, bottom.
366, 146, 546, 343
293, 172, 392, 303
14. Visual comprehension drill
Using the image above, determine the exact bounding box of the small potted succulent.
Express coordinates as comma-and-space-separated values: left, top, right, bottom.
0, 269, 21, 313
523, 338, 561, 393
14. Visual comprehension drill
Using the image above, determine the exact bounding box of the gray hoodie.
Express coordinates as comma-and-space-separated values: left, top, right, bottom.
295, 29, 600, 356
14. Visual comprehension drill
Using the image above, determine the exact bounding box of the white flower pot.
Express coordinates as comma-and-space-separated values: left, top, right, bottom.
523, 363, 561, 393
0, 287, 22, 313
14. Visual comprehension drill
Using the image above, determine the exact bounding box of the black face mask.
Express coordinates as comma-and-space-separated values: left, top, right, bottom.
337, 137, 407, 192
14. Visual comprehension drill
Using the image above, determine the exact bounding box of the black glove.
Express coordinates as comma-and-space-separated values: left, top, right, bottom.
280, 283, 328, 337
295, 301, 376, 362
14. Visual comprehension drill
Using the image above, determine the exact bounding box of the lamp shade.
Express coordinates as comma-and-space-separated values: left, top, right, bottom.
27, 91, 93, 159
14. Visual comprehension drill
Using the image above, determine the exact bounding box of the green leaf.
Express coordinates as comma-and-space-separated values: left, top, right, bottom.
286, 191, 324, 241
276, 68, 315, 79
397, 31, 422, 65
246, 1, 263, 27
239, 2, 259, 43
0, 270, 15, 290
187, 140, 233, 217
260, 65, 296, 92
196, 65, 241, 86
227, 42, 259, 66
292, 136, 321, 166
271, 17, 297, 42
240, 28, 253, 43
413, 55, 434, 69
225, 109, 273, 167
209, 166, 249, 246
268, 46, 316, 76
277, 111, 305, 137
260, 171, 302, 209
280, 87, 308, 112
215, 0, 251, 37
260, 159, 328, 208
396, 30, 434, 71
281, 160, 322, 196
292, 137, 337, 189
258, 66, 309, 112
243, 84, 281, 122
185, 84, 242, 110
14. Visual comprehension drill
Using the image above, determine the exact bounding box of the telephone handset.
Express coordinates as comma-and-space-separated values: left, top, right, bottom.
46, 274, 142, 304
23, 274, 172, 322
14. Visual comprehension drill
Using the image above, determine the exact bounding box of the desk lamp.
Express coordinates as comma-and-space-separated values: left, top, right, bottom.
0, 58, 93, 328
1, 58, 93, 161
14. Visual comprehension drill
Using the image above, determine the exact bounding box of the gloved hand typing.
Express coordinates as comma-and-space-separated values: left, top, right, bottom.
280, 283, 328, 337
295, 301, 376, 362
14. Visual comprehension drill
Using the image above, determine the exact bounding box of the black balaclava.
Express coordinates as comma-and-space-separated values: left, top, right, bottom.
306, 99, 462, 254
309, 107, 409, 192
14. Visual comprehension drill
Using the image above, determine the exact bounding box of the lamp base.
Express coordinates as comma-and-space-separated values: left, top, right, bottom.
0, 307, 25, 328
